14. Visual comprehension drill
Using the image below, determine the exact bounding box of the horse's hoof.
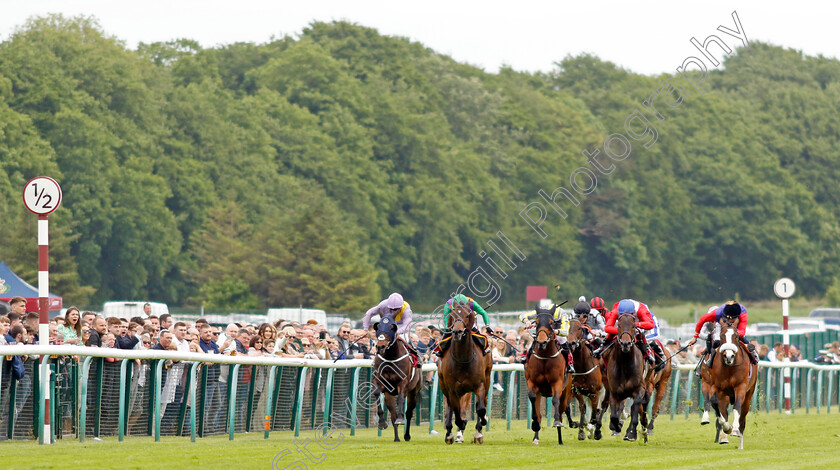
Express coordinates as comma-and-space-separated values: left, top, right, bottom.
378, 422, 389, 430
394, 437, 400, 442
594, 430, 602, 440
700, 419, 710, 425
646, 428, 654, 436
719, 435, 729, 445
611, 431, 620, 437
643, 435, 648, 444
533, 438, 539, 445
731, 428, 742, 437
394, 418, 406, 426
404, 434, 411, 442
445, 436, 454, 445
569, 421, 578, 428
474, 434, 484, 444
624, 435, 636, 442
553, 420, 562, 428
455, 431, 464, 444
722, 423, 732, 434
578, 432, 586, 441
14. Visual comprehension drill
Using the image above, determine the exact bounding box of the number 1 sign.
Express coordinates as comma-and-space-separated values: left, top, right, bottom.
23, 176, 62, 215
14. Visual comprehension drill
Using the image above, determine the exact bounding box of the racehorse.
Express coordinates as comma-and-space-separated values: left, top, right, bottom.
642, 341, 672, 436
371, 315, 423, 442
524, 305, 572, 445
603, 312, 649, 442
437, 302, 493, 444
567, 318, 604, 440
707, 317, 758, 449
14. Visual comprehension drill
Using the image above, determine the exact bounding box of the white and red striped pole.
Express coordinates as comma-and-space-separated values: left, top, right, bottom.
773, 277, 795, 415
782, 297, 791, 414
23, 176, 62, 445
38, 214, 51, 440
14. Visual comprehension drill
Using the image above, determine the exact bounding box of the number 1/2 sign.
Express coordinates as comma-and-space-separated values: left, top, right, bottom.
774, 277, 796, 299
23, 176, 62, 215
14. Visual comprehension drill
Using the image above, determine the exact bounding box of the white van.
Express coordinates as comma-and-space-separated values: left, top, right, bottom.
102, 301, 169, 319
267, 307, 327, 325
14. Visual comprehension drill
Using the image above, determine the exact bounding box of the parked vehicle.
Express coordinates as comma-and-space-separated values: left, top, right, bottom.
267, 307, 327, 325
102, 301, 169, 319
809, 308, 840, 326
747, 322, 783, 336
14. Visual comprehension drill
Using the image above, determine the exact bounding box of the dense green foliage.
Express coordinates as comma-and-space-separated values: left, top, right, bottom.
1, 15, 837, 311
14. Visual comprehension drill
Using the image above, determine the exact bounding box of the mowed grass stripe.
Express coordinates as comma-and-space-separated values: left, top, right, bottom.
2, 412, 839, 469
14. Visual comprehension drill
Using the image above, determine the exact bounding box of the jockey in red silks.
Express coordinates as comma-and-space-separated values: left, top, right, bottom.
593, 299, 663, 368
687, 300, 758, 366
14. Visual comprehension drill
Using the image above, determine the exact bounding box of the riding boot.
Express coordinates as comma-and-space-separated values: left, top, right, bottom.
705, 341, 720, 368
592, 337, 612, 358
589, 337, 603, 351
651, 341, 667, 371
745, 341, 759, 365
405, 340, 422, 368
561, 343, 575, 374
638, 340, 656, 366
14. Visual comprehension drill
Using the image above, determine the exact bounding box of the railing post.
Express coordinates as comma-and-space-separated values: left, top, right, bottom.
349, 367, 361, 437
685, 371, 694, 419
189, 362, 199, 443
264, 366, 278, 439
38, 355, 50, 444
816, 370, 824, 414
177, 364, 193, 437
791, 367, 798, 414
486, 377, 493, 431
293, 367, 308, 437
6, 375, 17, 439
428, 370, 439, 434
778, 366, 785, 413
765, 368, 773, 413
323, 368, 335, 434
94, 358, 103, 437
78, 356, 94, 442
506, 370, 516, 430
228, 364, 241, 441
117, 359, 130, 442
669, 369, 680, 420
245, 365, 258, 433
828, 371, 835, 414
806, 368, 813, 414
197, 364, 208, 437
154, 359, 165, 442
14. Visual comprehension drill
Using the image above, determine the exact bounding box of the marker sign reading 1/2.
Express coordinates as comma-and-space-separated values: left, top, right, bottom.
23, 176, 62, 215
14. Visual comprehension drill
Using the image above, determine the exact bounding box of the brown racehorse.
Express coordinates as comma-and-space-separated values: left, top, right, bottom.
437, 303, 492, 444
604, 313, 649, 442
707, 318, 758, 449
371, 316, 423, 442
642, 341, 672, 437
525, 306, 572, 445
567, 318, 604, 441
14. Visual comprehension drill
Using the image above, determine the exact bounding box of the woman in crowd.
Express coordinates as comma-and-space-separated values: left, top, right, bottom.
58, 307, 84, 345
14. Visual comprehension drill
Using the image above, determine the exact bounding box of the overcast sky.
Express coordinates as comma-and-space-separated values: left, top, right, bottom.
0, 0, 837, 75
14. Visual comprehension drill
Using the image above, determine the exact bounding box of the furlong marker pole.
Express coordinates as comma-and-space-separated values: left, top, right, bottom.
39, 214, 51, 443
782, 297, 791, 414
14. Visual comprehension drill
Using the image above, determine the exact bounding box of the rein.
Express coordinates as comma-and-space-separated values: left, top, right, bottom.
571, 364, 599, 376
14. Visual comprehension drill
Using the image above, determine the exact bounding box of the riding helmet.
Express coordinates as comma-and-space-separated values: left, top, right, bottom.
590, 296, 606, 310
387, 292, 404, 309
573, 296, 590, 316
617, 299, 636, 314
722, 301, 741, 318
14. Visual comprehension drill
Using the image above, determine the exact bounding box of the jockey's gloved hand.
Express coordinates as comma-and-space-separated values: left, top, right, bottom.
687, 337, 697, 346
485, 326, 494, 335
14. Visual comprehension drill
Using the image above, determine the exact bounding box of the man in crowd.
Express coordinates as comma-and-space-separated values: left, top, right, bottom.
87, 315, 108, 347
159, 314, 173, 331
172, 322, 191, 353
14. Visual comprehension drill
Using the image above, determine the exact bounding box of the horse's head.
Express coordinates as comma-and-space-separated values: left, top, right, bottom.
533, 306, 557, 350
567, 319, 585, 353
616, 313, 638, 353
449, 302, 475, 340
719, 317, 741, 366
373, 315, 398, 349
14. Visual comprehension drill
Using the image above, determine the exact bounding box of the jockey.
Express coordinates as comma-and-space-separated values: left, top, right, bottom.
519, 303, 575, 373
435, 294, 492, 356
363, 293, 420, 362
593, 299, 664, 369
576, 296, 606, 349
687, 301, 758, 366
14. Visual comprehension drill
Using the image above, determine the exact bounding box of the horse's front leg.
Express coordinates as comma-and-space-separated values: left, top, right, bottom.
373, 387, 388, 430
474, 384, 487, 444
383, 393, 400, 442
624, 387, 644, 442
444, 397, 454, 444
394, 389, 406, 426
552, 388, 564, 445
608, 395, 622, 436
528, 390, 541, 445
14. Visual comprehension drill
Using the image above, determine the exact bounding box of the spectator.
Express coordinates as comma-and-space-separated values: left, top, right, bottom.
143, 303, 152, 318
233, 329, 250, 355
347, 329, 370, 359
491, 338, 511, 392
82, 311, 96, 328
335, 323, 352, 358
24, 312, 40, 344
766, 342, 784, 362
0, 315, 10, 345
171, 322, 190, 353
814, 349, 834, 364
248, 336, 265, 356
87, 316, 107, 347
789, 345, 801, 362
416, 328, 434, 361
264, 339, 277, 356
217, 323, 239, 354
103, 333, 117, 348
758, 344, 770, 361
159, 314, 173, 330
149, 315, 160, 331
8, 296, 27, 322
5, 324, 30, 413
140, 334, 153, 349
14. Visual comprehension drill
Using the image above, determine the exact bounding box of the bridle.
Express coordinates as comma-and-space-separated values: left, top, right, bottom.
533, 311, 556, 349
617, 312, 637, 343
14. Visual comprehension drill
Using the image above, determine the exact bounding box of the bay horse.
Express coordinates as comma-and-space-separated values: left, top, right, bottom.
567, 318, 604, 441
707, 318, 758, 449
524, 306, 572, 445
642, 341, 672, 436
604, 312, 648, 442
437, 302, 492, 444
371, 315, 423, 442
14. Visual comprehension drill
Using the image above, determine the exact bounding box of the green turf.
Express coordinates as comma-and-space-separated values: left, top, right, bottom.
3, 411, 839, 469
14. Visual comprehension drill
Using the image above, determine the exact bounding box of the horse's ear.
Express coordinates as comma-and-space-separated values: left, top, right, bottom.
390, 324, 398, 332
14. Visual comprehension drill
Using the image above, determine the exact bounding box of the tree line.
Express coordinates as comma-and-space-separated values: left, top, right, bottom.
0, 15, 838, 312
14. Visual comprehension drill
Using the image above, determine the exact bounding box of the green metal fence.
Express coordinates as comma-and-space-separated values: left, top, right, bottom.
1, 346, 839, 443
